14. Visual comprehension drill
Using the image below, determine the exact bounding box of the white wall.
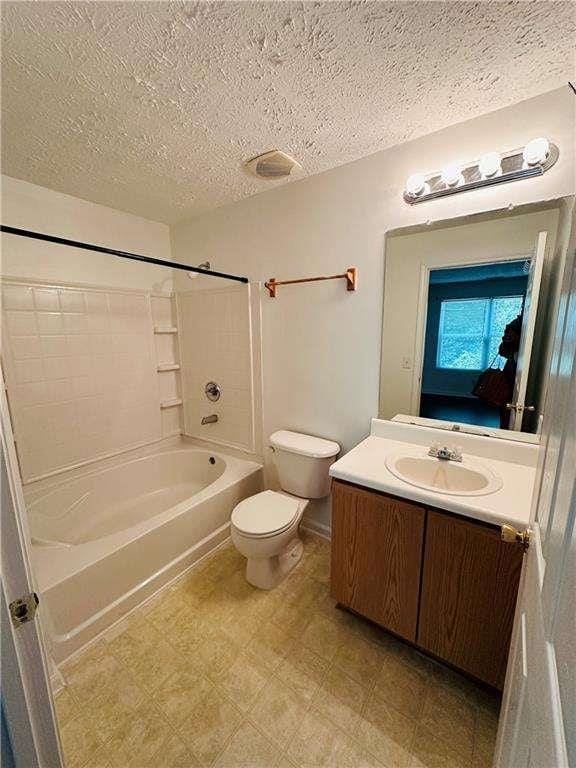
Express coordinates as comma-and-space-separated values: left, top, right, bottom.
171, 88, 575, 532
380, 206, 561, 421
1, 176, 172, 290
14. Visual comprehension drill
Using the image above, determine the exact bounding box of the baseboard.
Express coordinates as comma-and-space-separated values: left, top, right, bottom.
301, 520, 331, 541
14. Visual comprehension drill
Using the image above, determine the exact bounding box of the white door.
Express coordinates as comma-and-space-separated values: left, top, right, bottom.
0, 381, 62, 768
495, 222, 575, 767
510, 231, 547, 430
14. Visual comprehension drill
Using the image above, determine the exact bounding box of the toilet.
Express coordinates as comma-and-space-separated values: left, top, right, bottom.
231, 430, 340, 589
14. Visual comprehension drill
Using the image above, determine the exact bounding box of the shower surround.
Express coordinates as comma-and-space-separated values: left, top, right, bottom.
1, 275, 262, 665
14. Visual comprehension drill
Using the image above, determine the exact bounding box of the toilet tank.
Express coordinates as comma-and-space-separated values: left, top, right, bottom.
269, 430, 340, 499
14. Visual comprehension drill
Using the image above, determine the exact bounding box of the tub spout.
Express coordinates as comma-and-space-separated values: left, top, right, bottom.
201, 414, 218, 425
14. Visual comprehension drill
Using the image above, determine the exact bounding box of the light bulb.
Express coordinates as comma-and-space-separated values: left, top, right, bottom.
523, 137, 550, 166
405, 173, 427, 198
478, 152, 502, 178
441, 162, 463, 187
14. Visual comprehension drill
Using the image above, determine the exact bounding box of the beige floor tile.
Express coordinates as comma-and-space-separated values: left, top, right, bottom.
335, 735, 388, 768
276, 646, 330, 702
286, 708, 347, 767
409, 725, 473, 768
54, 537, 497, 768
247, 621, 298, 673
146, 733, 201, 768
429, 665, 488, 711
80, 747, 115, 768
176, 681, 244, 766
300, 615, 347, 662
213, 651, 269, 712
333, 632, 385, 689
107, 620, 178, 692
419, 682, 477, 762
103, 702, 172, 767
274, 757, 299, 768
178, 569, 220, 600
64, 650, 124, 707
195, 627, 242, 680
312, 666, 368, 736
474, 703, 499, 765
287, 708, 379, 767
249, 676, 310, 750
155, 670, 213, 726
356, 689, 417, 768
374, 644, 430, 719
59, 713, 105, 768
54, 688, 77, 727
84, 671, 147, 744
272, 601, 313, 636
221, 569, 260, 600
213, 720, 280, 768
305, 552, 331, 584
196, 547, 244, 584
148, 585, 202, 627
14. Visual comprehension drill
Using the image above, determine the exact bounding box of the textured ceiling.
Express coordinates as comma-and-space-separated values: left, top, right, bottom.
1, 1, 574, 224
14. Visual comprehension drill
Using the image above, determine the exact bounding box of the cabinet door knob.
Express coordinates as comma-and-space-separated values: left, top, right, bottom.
501, 524, 531, 550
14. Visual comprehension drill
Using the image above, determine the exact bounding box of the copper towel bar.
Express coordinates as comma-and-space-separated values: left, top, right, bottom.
264, 267, 357, 298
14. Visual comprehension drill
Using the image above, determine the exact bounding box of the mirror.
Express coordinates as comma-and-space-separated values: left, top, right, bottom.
379, 198, 574, 437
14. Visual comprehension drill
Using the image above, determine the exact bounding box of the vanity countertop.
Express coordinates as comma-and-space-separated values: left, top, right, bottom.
329, 420, 537, 529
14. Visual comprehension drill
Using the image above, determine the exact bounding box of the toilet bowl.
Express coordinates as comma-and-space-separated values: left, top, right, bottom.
231, 490, 308, 590
230, 430, 340, 589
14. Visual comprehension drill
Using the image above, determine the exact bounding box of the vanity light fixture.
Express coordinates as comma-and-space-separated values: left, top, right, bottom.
405, 173, 429, 198
522, 137, 550, 167
478, 152, 502, 179
403, 138, 559, 205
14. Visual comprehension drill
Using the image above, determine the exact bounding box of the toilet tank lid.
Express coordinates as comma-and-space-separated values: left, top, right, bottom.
270, 430, 340, 458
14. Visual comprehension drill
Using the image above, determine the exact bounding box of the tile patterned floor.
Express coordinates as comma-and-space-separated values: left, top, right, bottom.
55, 532, 500, 768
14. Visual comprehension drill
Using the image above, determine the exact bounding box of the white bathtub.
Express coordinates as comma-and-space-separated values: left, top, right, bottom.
26, 438, 263, 663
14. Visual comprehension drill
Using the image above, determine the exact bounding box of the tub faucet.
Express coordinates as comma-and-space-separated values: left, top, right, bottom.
201, 414, 218, 425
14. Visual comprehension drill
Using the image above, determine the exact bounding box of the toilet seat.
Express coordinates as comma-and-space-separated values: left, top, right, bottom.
231, 490, 300, 538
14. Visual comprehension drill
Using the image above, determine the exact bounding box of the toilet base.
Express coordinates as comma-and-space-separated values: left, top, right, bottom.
245, 536, 304, 590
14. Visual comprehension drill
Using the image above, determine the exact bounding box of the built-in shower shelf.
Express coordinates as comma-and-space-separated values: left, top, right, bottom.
154, 326, 178, 334
157, 363, 180, 372
160, 398, 183, 409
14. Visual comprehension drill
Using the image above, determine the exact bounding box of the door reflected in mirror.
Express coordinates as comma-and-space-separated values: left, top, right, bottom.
379, 198, 574, 436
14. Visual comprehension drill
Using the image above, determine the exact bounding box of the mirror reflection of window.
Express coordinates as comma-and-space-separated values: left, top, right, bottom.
437, 295, 524, 371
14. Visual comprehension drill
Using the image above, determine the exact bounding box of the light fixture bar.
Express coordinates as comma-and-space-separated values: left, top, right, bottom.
403, 140, 559, 205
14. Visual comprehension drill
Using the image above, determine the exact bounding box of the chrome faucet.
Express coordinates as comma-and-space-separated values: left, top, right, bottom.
428, 443, 462, 462
201, 414, 218, 425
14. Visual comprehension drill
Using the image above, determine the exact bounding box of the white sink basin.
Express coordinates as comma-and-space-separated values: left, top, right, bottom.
385, 452, 502, 496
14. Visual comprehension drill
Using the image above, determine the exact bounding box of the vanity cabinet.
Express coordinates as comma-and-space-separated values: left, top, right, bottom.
418, 510, 523, 688
331, 480, 524, 689
331, 480, 425, 641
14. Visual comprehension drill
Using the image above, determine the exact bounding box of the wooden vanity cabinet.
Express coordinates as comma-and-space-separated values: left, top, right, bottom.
418, 510, 523, 689
331, 480, 425, 642
330, 479, 523, 688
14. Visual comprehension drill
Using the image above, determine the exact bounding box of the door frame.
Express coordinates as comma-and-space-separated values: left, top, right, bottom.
1, 375, 63, 767
410, 252, 533, 416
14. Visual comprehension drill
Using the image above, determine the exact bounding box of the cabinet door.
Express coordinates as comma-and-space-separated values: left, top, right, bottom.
418, 510, 523, 689
331, 480, 425, 642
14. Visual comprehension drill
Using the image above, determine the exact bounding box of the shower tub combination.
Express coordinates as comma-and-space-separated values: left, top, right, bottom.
26, 438, 263, 664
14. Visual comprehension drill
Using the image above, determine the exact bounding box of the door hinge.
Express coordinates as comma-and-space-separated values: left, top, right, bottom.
9, 592, 39, 627
501, 524, 531, 550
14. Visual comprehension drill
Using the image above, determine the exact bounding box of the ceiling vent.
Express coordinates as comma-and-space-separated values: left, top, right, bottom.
244, 150, 302, 180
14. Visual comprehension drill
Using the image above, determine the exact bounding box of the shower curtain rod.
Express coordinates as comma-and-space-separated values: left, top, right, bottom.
0, 225, 249, 284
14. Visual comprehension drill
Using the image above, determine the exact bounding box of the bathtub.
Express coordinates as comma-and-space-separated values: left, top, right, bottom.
26, 437, 263, 664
